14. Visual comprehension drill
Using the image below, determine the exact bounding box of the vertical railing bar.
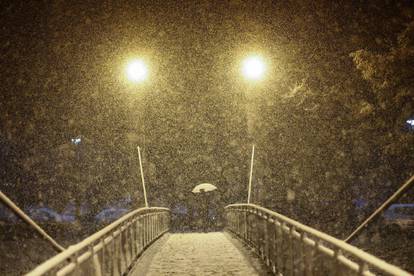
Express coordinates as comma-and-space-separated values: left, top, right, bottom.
264, 214, 270, 266
154, 213, 157, 238
70, 249, 80, 276
289, 226, 295, 276
301, 232, 308, 276
143, 214, 147, 248
148, 213, 151, 245
100, 237, 106, 275
151, 213, 154, 240
281, 221, 286, 275
88, 243, 96, 275
111, 231, 117, 276
236, 209, 240, 237
149, 213, 152, 242
313, 239, 320, 276
148, 213, 151, 244
127, 221, 132, 267
141, 213, 145, 250
118, 224, 124, 275
152, 213, 155, 240
334, 248, 342, 276
133, 219, 138, 259
146, 213, 149, 246
359, 261, 368, 275
122, 222, 128, 272
273, 219, 278, 274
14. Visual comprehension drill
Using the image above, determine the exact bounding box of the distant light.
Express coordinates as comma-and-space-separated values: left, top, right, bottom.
407, 119, 414, 127
242, 56, 266, 80
71, 138, 81, 145
126, 59, 148, 83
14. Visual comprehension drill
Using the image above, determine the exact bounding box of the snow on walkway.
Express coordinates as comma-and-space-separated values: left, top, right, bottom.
129, 232, 269, 275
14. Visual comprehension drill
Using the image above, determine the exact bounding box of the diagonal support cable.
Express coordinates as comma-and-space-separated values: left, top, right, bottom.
0, 191, 65, 252
345, 173, 414, 243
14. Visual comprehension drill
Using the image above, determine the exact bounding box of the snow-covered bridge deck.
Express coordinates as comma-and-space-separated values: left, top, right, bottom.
26, 204, 412, 276
129, 232, 269, 275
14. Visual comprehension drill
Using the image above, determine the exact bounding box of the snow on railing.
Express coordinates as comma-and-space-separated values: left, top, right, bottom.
26, 207, 170, 276
225, 203, 412, 276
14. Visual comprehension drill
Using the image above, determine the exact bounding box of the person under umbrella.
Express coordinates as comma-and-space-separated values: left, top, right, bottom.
192, 183, 217, 232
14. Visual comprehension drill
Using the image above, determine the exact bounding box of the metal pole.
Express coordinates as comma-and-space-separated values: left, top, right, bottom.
247, 144, 255, 204
345, 173, 414, 242
0, 191, 65, 252
137, 146, 149, 207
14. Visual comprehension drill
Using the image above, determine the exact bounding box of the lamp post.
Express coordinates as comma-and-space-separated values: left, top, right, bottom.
137, 146, 149, 208
247, 144, 255, 204
240, 55, 266, 204
125, 58, 150, 207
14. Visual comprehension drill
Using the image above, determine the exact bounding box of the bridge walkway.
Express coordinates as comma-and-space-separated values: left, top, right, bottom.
129, 232, 271, 276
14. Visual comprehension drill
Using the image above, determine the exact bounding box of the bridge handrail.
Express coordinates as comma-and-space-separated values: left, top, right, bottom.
225, 203, 411, 276
26, 207, 170, 276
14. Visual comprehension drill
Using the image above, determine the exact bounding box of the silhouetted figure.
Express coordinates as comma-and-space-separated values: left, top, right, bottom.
200, 189, 209, 232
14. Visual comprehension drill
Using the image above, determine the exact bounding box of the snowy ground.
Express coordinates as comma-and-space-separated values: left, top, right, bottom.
129, 232, 271, 276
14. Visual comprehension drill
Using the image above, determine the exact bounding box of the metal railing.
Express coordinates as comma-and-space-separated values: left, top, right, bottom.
225, 204, 411, 276
26, 207, 170, 276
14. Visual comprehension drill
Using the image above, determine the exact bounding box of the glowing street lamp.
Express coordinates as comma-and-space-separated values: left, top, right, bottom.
126, 59, 148, 83
241, 55, 266, 81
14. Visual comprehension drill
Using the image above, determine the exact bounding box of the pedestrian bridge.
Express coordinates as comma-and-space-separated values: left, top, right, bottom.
26, 204, 411, 276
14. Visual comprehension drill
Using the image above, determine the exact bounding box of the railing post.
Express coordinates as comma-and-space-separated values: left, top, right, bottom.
133, 219, 138, 259
111, 232, 117, 276
359, 262, 368, 275
155, 213, 157, 237
118, 227, 123, 275
288, 226, 295, 276
144, 214, 147, 247
302, 233, 312, 276
264, 214, 269, 266
313, 239, 320, 275
236, 210, 240, 236
138, 216, 142, 254
334, 248, 342, 275
147, 213, 150, 244
259, 211, 264, 259
121, 223, 127, 273
158, 213, 160, 236
128, 222, 133, 264
281, 222, 286, 275
274, 220, 280, 274
147, 213, 150, 246
100, 237, 107, 274
71, 250, 80, 275
150, 213, 153, 241
152, 213, 155, 240
244, 210, 248, 241
148, 213, 151, 244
